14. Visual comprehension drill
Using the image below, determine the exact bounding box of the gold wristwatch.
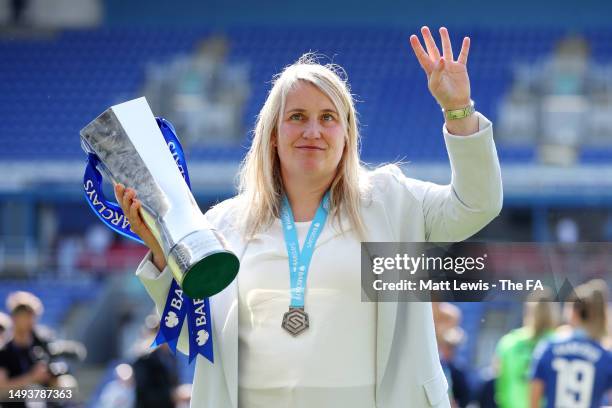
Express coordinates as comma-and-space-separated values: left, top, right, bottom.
442, 100, 475, 120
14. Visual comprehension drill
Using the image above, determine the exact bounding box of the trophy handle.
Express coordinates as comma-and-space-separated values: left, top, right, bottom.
82, 117, 192, 245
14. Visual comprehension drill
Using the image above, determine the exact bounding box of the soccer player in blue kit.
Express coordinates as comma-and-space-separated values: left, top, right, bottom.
530, 279, 612, 408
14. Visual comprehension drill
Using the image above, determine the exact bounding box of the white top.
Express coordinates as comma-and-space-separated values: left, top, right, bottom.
136, 112, 502, 408
237, 218, 376, 408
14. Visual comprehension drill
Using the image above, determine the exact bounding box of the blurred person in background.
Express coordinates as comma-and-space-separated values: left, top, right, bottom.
530, 279, 612, 408
97, 363, 135, 408
56, 235, 83, 279
131, 313, 184, 408
433, 302, 462, 336
0, 313, 11, 347
438, 325, 471, 408
0, 291, 52, 407
432, 302, 471, 407
495, 288, 559, 408
0, 292, 52, 384
474, 363, 497, 408
117, 25, 502, 407
0, 291, 85, 407
77, 224, 113, 274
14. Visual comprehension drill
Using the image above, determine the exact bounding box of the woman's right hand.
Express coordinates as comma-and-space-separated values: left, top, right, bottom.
114, 183, 167, 271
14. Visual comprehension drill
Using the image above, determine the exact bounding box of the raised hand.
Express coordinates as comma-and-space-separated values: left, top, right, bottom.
410, 26, 471, 111
114, 183, 167, 271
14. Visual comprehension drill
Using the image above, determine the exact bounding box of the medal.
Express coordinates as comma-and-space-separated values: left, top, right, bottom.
281, 306, 309, 336
279, 192, 330, 337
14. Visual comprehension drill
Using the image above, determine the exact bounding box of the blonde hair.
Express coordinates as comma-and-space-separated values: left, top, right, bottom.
237, 53, 367, 239
571, 279, 609, 341
523, 287, 559, 339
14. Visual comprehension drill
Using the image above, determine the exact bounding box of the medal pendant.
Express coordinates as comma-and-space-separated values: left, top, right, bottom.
281, 306, 309, 336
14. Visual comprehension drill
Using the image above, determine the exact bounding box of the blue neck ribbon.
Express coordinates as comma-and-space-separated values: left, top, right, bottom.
82, 117, 212, 364
280, 192, 330, 308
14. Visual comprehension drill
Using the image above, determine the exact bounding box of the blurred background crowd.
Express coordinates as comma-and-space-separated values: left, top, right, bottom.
0, 0, 611, 406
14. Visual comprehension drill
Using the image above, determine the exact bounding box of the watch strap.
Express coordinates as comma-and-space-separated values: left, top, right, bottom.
443, 100, 475, 120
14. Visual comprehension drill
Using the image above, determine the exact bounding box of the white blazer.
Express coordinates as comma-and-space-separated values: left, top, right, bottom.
136, 112, 503, 408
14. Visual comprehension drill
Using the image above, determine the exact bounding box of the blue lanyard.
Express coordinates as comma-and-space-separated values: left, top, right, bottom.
280, 191, 330, 307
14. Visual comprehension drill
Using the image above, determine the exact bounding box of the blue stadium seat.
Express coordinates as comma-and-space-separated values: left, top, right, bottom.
2, 27, 612, 162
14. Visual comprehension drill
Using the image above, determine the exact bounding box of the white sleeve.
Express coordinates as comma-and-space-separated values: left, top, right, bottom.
135, 251, 190, 355
376, 112, 503, 242
425, 112, 503, 241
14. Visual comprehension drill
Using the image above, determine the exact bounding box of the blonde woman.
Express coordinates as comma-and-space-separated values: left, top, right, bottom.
530, 280, 612, 408
495, 289, 560, 408
116, 26, 502, 408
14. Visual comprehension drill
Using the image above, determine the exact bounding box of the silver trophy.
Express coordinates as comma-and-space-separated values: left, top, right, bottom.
80, 97, 239, 299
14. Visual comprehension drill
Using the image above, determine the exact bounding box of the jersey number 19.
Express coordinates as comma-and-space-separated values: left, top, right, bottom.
551, 357, 594, 408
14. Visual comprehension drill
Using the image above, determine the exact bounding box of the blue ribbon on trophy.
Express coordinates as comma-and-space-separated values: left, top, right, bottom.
83, 153, 142, 242
187, 296, 214, 363
152, 279, 189, 352
82, 116, 214, 364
